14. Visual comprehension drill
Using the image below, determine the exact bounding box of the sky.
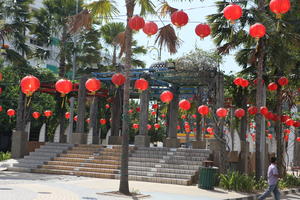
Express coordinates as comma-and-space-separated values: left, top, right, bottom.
109, 0, 240, 75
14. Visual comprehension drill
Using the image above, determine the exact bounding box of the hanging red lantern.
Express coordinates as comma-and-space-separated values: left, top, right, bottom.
0, 105, 2, 112
267, 134, 273, 139
44, 110, 52, 118
284, 135, 289, 142
296, 137, 300, 142
293, 121, 300, 128
74, 115, 78, 122
281, 115, 290, 123
160, 91, 173, 103
240, 79, 249, 88
152, 104, 158, 109
136, 107, 141, 112
85, 118, 90, 124
7, 109, 15, 117
151, 111, 157, 116
198, 105, 210, 116
105, 104, 110, 109
0, 87, 2, 95
171, 10, 189, 28
271, 113, 279, 121
284, 129, 291, 134
154, 123, 160, 129
248, 106, 258, 115
269, 0, 290, 18
129, 15, 145, 31
55, 79, 73, 96
111, 73, 126, 87
216, 108, 228, 118
20, 75, 40, 96
233, 77, 243, 86
85, 78, 101, 94
285, 119, 294, 126
260, 107, 268, 115
99, 118, 106, 125
134, 78, 148, 92
267, 82, 278, 91
177, 125, 181, 130
265, 112, 274, 120
209, 132, 215, 136
0, 72, 2, 81
277, 76, 288, 86
181, 115, 187, 119
65, 112, 70, 119
132, 123, 139, 129
249, 23, 266, 39
32, 112, 40, 119
207, 127, 213, 133
143, 21, 158, 36
195, 24, 211, 39
192, 114, 197, 119
223, 4, 243, 23
161, 114, 166, 118
184, 123, 190, 129
128, 109, 133, 114
235, 108, 245, 118
179, 99, 191, 111
147, 124, 152, 130
267, 121, 271, 127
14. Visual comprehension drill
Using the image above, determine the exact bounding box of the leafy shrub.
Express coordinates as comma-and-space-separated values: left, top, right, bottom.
219, 171, 256, 193
0, 152, 11, 161
279, 174, 300, 189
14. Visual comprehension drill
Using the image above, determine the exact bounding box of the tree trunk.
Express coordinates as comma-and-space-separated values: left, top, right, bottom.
111, 87, 122, 136
112, 45, 117, 67
240, 91, 248, 142
76, 75, 87, 133
59, 25, 68, 78
16, 92, 25, 132
89, 97, 99, 140
119, 0, 134, 195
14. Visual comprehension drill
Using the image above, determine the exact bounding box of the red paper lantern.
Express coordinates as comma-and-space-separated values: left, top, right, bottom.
195, 24, 211, 39
267, 121, 271, 127
44, 110, 52, 118
134, 78, 148, 91
284, 135, 289, 141
248, 106, 258, 115
267, 134, 273, 139
271, 113, 279, 121
285, 119, 294, 126
99, 118, 106, 125
147, 124, 152, 130
277, 76, 288, 86
65, 112, 70, 119
85, 78, 101, 93
160, 91, 173, 103
0, 87, 2, 95
184, 123, 190, 129
32, 112, 40, 119
223, 4, 243, 23
179, 99, 191, 111
181, 115, 187, 119
74, 115, 78, 122
281, 115, 290, 123
136, 107, 141, 112
152, 104, 158, 109
207, 127, 213, 133
129, 15, 145, 31
249, 23, 266, 39
171, 10, 189, 28
209, 132, 215, 136
192, 114, 197, 119
216, 108, 228, 118
20, 75, 40, 96
198, 105, 210, 116
143, 21, 158, 36
7, 109, 15, 117
151, 111, 157, 116
86, 118, 90, 124
55, 79, 73, 96
132, 123, 139, 129
260, 106, 268, 115
161, 114, 166, 118
268, 82, 278, 91
240, 79, 249, 88
105, 104, 110, 109
296, 137, 300, 142
128, 109, 133, 114
233, 77, 243, 86
293, 121, 300, 128
154, 123, 160, 129
269, 0, 290, 18
265, 112, 274, 120
284, 129, 291, 134
177, 125, 181, 130
0, 72, 2, 81
0, 105, 2, 112
111, 73, 126, 87
235, 108, 245, 118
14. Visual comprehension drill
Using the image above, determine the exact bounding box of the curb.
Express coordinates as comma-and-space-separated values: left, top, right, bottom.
224, 187, 300, 200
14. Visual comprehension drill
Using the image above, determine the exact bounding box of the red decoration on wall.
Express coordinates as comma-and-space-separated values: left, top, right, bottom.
32, 112, 40, 119
248, 106, 258, 115
111, 73, 126, 87
85, 78, 101, 94
198, 105, 210, 116
267, 82, 278, 91
249, 23, 266, 39
277, 76, 288, 86
143, 21, 158, 36
195, 24, 211, 39
134, 78, 148, 92
99, 118, 106, 125
44, 110, 52, 118
7, 109, 15, 117
55, 79, 73, 96
234, 108, 245, 119
223, 4, 243, 23
171, 10, 189, 27
129, 16, 145, 31
179, 99, 191, 111
160, 91, 173, 103
216, 108, 228, 118
269, 0, 290, 18
20, 75, 40, 96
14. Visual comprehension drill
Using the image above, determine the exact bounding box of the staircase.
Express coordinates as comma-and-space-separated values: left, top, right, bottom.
8, 143, 74, 172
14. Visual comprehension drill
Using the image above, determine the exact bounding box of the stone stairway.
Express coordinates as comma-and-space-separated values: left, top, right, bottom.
8, 143, 74, 172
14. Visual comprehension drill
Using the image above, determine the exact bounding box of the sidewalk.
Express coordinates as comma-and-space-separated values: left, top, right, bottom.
0, 171, 246, 200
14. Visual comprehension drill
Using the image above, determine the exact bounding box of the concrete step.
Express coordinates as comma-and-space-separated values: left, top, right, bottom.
94, 155, 121, 160
66, 150, 96, 155
29, 151, 59, 157
129, 157, 202, 165
130, 153, 206, 161
24, 155, 53, 160
129, 161, 199, 170
18, 159, 45, 165
13, 163, 41, 169
125, 174, 191, 185
60, 153, 93, 159
75, 144, 104, 148
46, 161, 120, 169
128, 170, 193, 180
45, 143, 74, 148
40, 165, 119, 174
35, 148, 66, 153
7, 166, 32, 172
128, 166, 196, 175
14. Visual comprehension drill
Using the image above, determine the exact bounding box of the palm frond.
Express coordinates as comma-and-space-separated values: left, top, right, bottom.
136, 0, 156, 16
67, 9, 92, 34
155, 24, 180, 54
114, 32, 125, 58
84, 0, 119, 22
158, 2, 178, 17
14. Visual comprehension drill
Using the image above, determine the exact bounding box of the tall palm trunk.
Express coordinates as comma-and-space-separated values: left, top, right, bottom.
119, 0, 134, 195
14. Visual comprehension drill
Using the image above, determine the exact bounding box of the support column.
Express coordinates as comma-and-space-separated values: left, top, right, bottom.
109, 87, 123, 145
135, 89, 150, 147
165, 86, 180, 148
89, 97, 99, 144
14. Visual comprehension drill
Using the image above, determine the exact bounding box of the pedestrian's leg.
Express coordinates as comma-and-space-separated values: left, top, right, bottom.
273, 184, 280, 200
258, 185, 275, 200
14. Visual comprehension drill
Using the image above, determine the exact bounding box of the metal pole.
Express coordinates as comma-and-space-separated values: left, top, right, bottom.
67, 0, 79, 143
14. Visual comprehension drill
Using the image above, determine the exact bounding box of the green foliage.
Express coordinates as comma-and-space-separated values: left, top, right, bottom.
0, 152, 11, 161
278, 174, 300, 189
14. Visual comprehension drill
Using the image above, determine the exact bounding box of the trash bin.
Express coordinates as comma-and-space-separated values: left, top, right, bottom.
198, 166, 219, 190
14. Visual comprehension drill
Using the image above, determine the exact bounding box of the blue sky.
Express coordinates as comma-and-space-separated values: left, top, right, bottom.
109, 0, 240, 75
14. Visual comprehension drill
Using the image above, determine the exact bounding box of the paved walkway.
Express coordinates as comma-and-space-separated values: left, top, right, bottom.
0, 171, 298, 200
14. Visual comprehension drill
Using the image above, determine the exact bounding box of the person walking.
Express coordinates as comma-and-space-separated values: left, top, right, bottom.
258, 157, 280, 200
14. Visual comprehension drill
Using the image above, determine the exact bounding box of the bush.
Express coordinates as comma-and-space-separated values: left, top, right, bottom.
0, 152, 11, 161
219, 171, 256, 193
278, 174, 300, 189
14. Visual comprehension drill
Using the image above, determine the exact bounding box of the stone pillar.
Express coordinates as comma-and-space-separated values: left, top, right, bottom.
89, 97, 99, 144
11, 131, 28, 158
165, 86, 180, 148
109, 87, 123, 144
135, 89, 150, 147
